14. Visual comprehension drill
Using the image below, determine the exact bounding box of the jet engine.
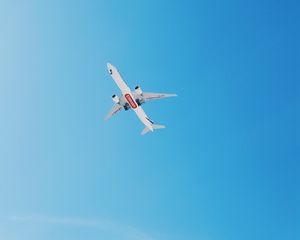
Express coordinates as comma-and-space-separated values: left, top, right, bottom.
134, 86, 143, 95
112, 94, 119, 103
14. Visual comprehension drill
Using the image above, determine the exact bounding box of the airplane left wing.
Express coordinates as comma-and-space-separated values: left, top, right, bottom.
105, 103, 123, 120
142, 92, 177, 102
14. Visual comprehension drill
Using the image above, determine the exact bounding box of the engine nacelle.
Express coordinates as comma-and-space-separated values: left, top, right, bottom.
134, 85, 143, 95
112, 94, 119, 103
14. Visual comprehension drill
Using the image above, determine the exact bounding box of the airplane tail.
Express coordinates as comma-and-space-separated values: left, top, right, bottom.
141, 124, 165, 135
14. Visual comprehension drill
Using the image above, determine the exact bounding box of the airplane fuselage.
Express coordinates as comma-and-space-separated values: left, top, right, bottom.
107, 63, 154, 132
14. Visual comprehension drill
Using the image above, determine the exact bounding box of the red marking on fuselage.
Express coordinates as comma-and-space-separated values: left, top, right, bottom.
125, 93, 137, 109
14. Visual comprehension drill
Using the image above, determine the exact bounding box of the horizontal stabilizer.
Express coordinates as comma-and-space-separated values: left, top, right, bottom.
141, 124, 165, 135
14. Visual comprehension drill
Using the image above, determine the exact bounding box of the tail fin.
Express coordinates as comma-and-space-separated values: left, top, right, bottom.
141, 124, 166, 135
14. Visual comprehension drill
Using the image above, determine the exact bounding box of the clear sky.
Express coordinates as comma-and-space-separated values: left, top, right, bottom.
0, 0, 299, 239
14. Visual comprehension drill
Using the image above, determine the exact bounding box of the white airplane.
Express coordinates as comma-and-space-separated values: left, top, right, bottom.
105, 63, 177, 135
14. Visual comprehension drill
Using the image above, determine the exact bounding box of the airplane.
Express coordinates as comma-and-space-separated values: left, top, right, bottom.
105, 63, 177, 135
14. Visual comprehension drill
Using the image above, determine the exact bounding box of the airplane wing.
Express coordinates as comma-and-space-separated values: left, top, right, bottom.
142, 92, 177, 102
105, 103, 123, 120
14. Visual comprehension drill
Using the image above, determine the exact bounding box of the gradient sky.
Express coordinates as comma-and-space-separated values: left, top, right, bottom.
0, 0, 299, 240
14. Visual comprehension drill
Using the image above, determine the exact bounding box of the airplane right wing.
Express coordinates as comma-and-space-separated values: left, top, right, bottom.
142, 92, 177, 102
105, 103, 123, 120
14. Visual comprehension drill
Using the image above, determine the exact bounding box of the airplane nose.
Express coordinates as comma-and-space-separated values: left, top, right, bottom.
107, 63, 113, 75
107, 63, 113, 74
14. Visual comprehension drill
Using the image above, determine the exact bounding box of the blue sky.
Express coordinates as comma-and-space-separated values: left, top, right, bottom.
0, 0, 299, 239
